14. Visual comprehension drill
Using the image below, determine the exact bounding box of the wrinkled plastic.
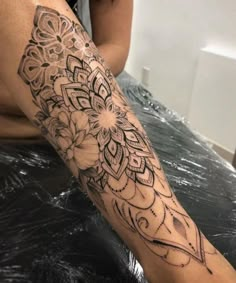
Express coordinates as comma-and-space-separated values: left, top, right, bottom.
0, 72, 235, 282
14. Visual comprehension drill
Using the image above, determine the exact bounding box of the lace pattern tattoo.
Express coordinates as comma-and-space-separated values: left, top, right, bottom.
18, 6, 216, 273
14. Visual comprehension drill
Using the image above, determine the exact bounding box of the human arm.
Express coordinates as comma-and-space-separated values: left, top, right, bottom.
0, 1, 235, 282
90, 0, 133, 76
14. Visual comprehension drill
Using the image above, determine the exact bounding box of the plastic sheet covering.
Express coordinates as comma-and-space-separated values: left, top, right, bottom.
0, 72, 236, 282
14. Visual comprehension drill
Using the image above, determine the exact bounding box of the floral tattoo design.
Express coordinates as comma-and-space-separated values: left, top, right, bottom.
18, 6, 216, 274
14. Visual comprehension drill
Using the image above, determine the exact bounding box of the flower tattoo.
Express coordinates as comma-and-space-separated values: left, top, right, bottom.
56, 111, 99, 174
18, 5, 216, 275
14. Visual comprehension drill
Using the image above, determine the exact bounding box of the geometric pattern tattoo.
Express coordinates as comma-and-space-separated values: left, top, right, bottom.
18, 6, 216, 274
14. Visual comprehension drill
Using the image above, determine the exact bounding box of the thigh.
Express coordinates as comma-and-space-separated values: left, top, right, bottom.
0, 78, 40, 138
0, 79, 22, 115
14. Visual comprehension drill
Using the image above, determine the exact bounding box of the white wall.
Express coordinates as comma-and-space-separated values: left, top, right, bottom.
126, 0, 236, 117
189, 50, 236, 153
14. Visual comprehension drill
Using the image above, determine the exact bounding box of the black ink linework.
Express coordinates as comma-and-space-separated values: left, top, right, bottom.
18, 5, 216, 273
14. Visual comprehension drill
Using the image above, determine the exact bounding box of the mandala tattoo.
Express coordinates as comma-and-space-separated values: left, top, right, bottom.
18, 6, 216, 273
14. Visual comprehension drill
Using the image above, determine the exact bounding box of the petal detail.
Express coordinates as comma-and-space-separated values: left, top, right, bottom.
71, 111, 89, 133
74, 135, 99, 170
58, 136, 72, 150
59, 111, 69, 125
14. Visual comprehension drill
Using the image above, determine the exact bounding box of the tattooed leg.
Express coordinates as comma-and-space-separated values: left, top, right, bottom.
0, 2, 235, 283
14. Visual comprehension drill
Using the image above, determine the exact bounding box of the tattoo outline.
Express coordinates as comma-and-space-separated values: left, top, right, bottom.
18, 6, 216, 274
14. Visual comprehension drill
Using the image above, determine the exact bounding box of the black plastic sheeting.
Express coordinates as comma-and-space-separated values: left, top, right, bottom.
0, 72, 236, 282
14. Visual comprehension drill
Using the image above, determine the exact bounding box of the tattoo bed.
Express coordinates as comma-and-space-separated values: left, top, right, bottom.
0, 72, 235, 282
0, 1, 236, 281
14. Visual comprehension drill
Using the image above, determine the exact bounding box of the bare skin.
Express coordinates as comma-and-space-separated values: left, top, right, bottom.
0, 0, 132, 138
0, 1, 235, 282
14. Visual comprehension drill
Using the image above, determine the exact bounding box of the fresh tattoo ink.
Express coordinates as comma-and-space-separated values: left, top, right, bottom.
18, 6, 216, 274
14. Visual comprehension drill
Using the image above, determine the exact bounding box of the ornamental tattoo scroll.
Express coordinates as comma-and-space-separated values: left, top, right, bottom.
18, 6, 216, 273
